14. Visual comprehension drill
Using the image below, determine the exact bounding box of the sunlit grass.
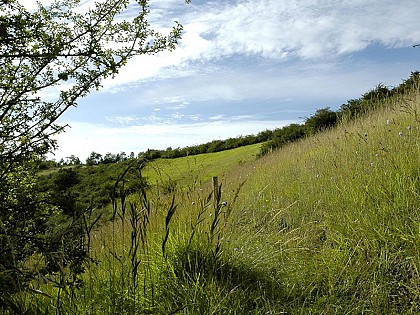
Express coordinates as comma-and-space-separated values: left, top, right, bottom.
143, 143, 261, 190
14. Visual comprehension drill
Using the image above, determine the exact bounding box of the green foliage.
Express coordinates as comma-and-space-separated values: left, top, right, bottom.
339, 83, 391, 119
0, 160, 47, 280
259, 123, 306, 156
86, 151, 103, 166
305, 107, 338, 135
38, 160, 148, 212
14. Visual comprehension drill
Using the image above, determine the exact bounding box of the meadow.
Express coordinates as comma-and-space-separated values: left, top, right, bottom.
4, 84, 419, 314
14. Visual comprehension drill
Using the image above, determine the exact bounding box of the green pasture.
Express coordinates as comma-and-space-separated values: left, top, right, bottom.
143, 143, 261, 189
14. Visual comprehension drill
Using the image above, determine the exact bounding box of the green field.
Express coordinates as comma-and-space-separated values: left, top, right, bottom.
143, 143, 260, 189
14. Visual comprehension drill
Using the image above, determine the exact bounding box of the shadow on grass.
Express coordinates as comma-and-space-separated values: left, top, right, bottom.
159, 245, 286, 314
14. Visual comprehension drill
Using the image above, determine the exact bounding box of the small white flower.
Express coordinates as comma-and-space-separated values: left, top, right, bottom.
399, 131, 404, 137
407, 125, 412, 131
386, 119, 390, 125
234, 247, 238, 252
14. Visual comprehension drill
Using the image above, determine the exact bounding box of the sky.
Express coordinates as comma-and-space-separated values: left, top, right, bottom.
34, 0, 420, 161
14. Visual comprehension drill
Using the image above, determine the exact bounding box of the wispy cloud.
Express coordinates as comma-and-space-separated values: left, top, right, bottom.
26, 0, 420, 97
105, 115, 139, 125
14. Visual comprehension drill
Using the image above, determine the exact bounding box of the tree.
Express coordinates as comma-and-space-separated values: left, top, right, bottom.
1, 0, 184, 164
86, 151, 103, 165
0, 0, 187, 304
259, 123, 306, 156
305, 107, 338, 134
67, 154, 81, 165
103, 152, 117, 164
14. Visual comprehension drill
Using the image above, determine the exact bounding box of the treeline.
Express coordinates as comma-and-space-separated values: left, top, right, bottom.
141, 131, 273, 160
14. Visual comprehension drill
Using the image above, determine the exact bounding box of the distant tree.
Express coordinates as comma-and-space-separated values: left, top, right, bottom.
207, 140, 224, 153
67, 155, 81, 165
305, 107, 338, 134
103, 152, 117, 164
256, 130, 273, 142
143, 149, 162, 160
390, 71, 420, 95
86, 151, 103, 165
277, 124, 306, 143
50, 168, 81, 215
118, 152, 127, 162
259, 124, 305, 156
339, 84, 392, 120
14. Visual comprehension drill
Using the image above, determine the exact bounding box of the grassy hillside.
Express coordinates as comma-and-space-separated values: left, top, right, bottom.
143, 143, 260, 190
7, 86, 419, 314
226, 89, 420, 313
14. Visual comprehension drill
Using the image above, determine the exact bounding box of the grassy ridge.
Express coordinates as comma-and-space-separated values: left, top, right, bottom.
7, 87, 419, 314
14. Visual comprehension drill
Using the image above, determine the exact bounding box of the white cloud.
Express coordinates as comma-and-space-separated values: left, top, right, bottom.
209, 115, 225, 121
105, 115, 139, 125
91, 0, 420, 90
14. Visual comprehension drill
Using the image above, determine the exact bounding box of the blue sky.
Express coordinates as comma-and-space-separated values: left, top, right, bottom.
39, 0, 420, 160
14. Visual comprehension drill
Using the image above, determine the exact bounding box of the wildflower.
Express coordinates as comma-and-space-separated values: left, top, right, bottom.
386, 119, 390, 125
399, 131, 404, 137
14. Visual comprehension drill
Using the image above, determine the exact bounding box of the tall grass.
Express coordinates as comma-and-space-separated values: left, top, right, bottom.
226, 84, 420, 313
2, 84, 419, 314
